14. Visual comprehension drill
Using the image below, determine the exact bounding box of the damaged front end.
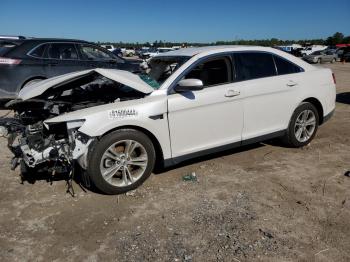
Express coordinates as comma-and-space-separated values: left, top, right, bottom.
0, 68, 153, 180
1, 117, 93, 176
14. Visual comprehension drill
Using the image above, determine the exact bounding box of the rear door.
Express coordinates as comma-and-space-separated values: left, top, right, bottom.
43, 43, 84, 77
233, 52, 304, 141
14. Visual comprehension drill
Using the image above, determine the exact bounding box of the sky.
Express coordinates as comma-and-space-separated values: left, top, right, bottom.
1, 0, 349, 43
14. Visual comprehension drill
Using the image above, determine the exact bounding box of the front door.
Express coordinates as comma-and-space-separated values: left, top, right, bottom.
167, 55, 244, 158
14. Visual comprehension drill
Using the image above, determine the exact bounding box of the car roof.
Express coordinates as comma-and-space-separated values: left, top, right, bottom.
0, 38, 94, 57
22, 38, 89, 43
155, 45, 260, 57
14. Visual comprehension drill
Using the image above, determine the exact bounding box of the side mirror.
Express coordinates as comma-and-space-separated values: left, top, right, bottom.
174, 79, 204, 92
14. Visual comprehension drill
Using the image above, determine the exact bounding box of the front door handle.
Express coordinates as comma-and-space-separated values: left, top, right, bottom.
286, 80, 298, 87
225, 90, 240, 97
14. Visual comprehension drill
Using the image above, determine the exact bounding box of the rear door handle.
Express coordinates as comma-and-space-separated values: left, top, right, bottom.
225, 90, 240, 97
286, 80, 298, 87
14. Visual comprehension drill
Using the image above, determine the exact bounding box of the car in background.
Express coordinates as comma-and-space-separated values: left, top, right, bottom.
337, 47, 350, 62
157, 47, 175, 53
100, 44, 115, 51
140, 47, 174, 59
300, 45, 328, 56
135, 47, 150, 58
122, 48, 136, 57
303, 50, 337, 64
276, 44, 302, 55
111, 48, 123, 57
0, 38, 140, 104
343, 51, 350, 62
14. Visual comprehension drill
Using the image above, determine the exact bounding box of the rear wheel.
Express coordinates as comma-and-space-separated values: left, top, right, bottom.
87, 129, 156, 194
283, 102, 319, 148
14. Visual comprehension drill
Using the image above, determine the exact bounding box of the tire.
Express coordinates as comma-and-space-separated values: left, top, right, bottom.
87, 129, 156, 194
317, 58, 322, 64
283, 102, 319, 148
331, 58, 336, 63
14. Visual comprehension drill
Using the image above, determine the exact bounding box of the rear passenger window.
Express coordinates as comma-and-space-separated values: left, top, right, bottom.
233, 52, 276, 81
29, 44, 47, 58
47, 43, 78, 60
185, 57, 232, 87
273, 55, 302, 75
79, 44, 114, 61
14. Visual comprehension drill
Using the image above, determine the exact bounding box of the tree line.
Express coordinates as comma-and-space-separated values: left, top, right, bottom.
97, 32, 350, 48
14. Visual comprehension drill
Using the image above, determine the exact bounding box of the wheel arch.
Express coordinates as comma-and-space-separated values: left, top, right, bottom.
302, 97, 324, 124
101, 125, 165, 168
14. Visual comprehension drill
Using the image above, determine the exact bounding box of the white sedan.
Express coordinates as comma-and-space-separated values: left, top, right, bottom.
0, 46, 336, 194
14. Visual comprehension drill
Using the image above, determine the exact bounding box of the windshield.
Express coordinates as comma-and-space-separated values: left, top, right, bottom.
139, 56, 189, 89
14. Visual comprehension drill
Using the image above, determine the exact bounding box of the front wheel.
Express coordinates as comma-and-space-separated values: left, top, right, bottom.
87, 129, 156, 194
283, 102, 319, 148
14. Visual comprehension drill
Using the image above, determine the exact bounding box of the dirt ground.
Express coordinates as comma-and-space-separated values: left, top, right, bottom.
0, 62, 349, 262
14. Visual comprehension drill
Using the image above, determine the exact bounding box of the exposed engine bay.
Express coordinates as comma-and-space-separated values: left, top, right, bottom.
0, 70, 147, 180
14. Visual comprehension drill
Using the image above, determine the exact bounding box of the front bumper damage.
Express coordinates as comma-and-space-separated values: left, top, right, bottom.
1, 118, 95, 174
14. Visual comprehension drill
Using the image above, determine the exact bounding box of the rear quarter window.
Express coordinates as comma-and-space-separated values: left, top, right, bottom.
273, 55, 303, 75
28, 44, 47, 58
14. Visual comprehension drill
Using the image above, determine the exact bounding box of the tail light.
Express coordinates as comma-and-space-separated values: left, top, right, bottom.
332, 73, 336, 84
0, 57, 22, 65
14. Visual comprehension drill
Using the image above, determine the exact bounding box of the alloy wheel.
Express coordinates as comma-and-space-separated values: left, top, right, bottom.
99, 140, 148, 187
294, 110, 317, 143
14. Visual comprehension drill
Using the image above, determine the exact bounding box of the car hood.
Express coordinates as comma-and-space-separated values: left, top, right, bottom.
18, 68, 154, 100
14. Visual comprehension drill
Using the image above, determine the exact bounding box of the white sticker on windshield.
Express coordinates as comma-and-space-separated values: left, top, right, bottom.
108, 109, 138, 120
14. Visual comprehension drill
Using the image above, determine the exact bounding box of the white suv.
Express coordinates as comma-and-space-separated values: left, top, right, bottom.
1, 46, 336, 194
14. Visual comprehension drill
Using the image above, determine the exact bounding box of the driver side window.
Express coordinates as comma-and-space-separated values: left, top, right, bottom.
185, 56, 232, 87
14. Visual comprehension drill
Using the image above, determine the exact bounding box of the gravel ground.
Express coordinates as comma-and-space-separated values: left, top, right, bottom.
0, 62, 349, 262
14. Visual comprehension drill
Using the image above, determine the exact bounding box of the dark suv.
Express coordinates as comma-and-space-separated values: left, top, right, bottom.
0, 38, 140, 103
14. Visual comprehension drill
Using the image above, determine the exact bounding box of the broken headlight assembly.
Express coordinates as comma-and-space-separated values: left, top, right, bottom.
2, 117, 94, 176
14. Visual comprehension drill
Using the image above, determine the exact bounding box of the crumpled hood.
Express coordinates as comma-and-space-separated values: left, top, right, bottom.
18, 68, 154, 100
